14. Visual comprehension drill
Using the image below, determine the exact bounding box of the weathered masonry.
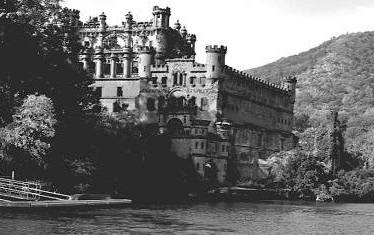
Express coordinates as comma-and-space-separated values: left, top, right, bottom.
76, 6, 297, 183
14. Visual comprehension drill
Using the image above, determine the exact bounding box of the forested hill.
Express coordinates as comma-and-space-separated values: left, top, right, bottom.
245, 31, 374, 160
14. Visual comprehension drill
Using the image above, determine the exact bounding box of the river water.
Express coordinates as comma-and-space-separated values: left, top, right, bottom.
0, 201, 373, 234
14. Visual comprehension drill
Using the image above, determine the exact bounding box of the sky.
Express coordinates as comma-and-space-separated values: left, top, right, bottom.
62, 0, 374, 70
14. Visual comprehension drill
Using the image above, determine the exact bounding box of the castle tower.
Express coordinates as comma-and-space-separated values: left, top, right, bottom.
123, 12, 133, 78
99, 12, 107, 30
205, 45, 227, 79
138, 46, 152, 78
94, 47, 104, 78
284, 76, 297, 103
152, 6, 171, 28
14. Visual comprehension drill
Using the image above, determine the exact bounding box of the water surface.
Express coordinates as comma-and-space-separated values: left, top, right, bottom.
0, 201, 373, 234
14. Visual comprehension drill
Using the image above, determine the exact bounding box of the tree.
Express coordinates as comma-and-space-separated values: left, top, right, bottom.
0, 95, 56, 178
268, 150, 329, 199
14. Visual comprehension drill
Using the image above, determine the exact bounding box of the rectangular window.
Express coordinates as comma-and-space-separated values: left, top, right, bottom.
195, 142, 198, 149
212, 65, 215, 71
222, 145, 225, 152
190, 76, 195, 86
152, 77, 157, 86
201, 142, 205, 149
103, 63, 110, 75
117, 87, 123, 97
173, 73, 178, 86
116, 62, 123, 75
162, 77, 167, 87
200, 77, 206, 87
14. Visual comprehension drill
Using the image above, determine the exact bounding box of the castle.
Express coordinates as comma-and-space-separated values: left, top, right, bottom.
77, 6, 297, 183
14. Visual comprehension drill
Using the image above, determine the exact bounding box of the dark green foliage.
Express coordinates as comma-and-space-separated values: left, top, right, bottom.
330, 169, 374, 202
268, 150, 329, 199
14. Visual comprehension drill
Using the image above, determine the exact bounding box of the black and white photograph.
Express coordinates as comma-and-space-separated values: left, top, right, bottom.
0, 0, 374, 234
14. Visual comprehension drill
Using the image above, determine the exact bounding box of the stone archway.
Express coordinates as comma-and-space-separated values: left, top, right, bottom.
167, 118, 184, 135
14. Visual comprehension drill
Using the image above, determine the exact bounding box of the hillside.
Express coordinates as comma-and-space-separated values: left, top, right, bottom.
245, 31, 374, 161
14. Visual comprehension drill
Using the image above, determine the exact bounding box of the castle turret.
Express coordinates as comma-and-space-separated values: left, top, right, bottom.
123, 12, 133, 78
138, 46, 152, 78
181, 26, 187, 39
206, 45, 227, 79
94, 47, 104, 78
99, 12, 107, 30
187, 34, 197, 55
174, 20, 181, 31
283, 76, 297, 103
152, 6, 170, 28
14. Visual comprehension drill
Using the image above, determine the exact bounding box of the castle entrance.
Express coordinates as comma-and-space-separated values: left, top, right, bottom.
167, 118, 184, 135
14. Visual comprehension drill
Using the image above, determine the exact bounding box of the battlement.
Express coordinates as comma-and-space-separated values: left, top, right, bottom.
151, 64, 169, 72
224, 65, 289, 92
193, 63, 206, 68
99, 12, 106, 20
206, 45, 227, 54
153, 6, 171, 15
137, 46, 153, 54
284, 76, 297, 84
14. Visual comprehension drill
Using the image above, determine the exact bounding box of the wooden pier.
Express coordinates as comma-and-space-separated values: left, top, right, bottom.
0, 198, 132, 209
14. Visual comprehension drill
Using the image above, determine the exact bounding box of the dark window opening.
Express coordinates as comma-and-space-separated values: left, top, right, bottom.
212, 65, 215, 71
196, 163, 200, 170
173, 73, 178, 86
161, 77, 167, 87
179, 73, 184, 86
103, 63, 110, 75
117, 87, 123, 97
116, 63, 123, 75
152, 77, 157, 87
190, 76, 195, 86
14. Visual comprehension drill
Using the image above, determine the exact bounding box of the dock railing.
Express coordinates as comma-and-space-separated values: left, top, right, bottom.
0, 177, 71, 201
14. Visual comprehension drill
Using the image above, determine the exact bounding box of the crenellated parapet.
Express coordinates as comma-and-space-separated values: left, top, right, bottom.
137, 45, 153, 54
224, 65, 292, 93
151, 64, 169, 72
206, 45, 227, 54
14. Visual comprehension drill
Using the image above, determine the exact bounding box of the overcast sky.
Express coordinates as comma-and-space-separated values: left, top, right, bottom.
62, 0, 374, 70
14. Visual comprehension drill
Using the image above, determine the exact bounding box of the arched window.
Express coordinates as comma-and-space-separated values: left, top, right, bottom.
116, 60, 123, 75
173, 73, 178, 86
179, 73, 183, 85
167, 118, 184, 135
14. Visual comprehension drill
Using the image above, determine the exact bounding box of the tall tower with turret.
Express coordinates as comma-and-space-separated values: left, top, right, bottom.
206, 45, 227, 79
138, 46, 152, 78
